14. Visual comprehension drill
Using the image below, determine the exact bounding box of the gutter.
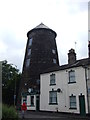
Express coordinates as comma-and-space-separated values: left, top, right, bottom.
82, 65, 89, 113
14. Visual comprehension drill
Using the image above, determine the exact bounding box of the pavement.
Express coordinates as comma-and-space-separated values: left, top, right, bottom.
18, 110, 90, 120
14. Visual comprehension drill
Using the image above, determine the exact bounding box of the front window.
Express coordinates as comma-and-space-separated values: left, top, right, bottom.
26, 59, 30, 67
69, 95, 76, 109
50, 74, 56, 85
49, 91, 57, 104
69, 70, 75, 83
31, 96, 34, 106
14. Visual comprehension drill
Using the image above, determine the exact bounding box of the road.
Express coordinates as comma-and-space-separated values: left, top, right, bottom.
18, 111, 90, 120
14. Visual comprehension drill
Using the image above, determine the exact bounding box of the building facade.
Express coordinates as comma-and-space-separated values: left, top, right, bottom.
40, 47, 90, 115
18, 23, 59, 110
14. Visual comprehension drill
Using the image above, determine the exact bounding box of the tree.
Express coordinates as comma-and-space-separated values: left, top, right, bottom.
2, 60, 21, 106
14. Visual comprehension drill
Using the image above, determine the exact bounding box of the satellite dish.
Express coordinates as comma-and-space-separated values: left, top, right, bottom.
57, 88, 62, 93
57, 88, 60, 92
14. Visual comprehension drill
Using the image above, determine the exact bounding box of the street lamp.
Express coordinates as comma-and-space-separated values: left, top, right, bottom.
11, 64, 17, 107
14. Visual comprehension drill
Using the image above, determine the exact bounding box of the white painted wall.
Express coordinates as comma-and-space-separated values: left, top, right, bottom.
40, 66, 88, 113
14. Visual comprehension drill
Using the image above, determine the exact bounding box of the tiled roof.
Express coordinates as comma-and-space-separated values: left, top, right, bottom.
41, 58, 90, 74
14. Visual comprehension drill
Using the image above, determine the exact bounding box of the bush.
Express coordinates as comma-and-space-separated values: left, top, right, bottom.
2, 104, 18, 119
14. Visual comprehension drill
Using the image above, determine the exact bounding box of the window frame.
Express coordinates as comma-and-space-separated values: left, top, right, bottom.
69, 95, 77, 109
49, 91, 58, 105
68, 70, 76, 84
50, 74, 56, 85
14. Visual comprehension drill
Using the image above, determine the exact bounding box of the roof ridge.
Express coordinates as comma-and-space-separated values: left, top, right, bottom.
34, 23, 50, 29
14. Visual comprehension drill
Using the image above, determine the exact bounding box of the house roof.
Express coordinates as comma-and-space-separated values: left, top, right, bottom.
41, 58, 90, 74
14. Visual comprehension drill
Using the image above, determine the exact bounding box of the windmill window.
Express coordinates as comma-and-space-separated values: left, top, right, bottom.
27, 49, 31, 56
53, 59, 56, 64
52, 49, 56, 54
29, 38, 33, 46
26, 59, 30, 67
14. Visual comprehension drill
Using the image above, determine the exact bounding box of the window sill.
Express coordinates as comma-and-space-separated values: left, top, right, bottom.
69, 107, 77, 109
49, 103, 58, 105
68, 81, 76, 84
49, 84, 56, 86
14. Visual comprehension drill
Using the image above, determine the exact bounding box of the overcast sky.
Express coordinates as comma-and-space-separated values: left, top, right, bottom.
0, 0, 89, 71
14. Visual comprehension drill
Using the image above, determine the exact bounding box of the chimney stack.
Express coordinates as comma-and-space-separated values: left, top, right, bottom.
88, 41, 90, 58
68, 48, 76, 64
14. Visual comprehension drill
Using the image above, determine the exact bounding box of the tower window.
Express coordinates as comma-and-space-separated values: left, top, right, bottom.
27, 49, 31, 56
52, 49, 56, 54
26, 59, 30, 67
29, 38, 33, 46
53, 59, 56, 64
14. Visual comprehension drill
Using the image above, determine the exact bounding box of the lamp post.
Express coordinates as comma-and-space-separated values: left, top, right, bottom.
11, 64, 17, 107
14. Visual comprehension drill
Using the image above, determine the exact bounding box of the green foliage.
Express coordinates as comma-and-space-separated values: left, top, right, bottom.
2, 104, 18, 119
2, 60, 21, 105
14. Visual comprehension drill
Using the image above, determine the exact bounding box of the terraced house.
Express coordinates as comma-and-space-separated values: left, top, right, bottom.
40, 43, 90, 115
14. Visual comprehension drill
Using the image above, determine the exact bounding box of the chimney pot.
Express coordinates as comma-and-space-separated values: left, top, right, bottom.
68, 48, 76, 64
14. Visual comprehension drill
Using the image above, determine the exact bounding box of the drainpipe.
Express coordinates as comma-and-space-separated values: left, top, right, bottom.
83, 66, 89, 113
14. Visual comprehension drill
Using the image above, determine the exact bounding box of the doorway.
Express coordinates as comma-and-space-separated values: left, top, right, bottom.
36, 95, 40, 111
79, 95, 86, 116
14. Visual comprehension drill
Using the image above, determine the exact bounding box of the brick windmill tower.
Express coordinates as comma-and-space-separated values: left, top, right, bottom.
17, 23, 59, 109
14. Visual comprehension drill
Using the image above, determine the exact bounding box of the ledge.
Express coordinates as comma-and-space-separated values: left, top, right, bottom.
69, 107, 77, 109
68, 81, 76, 84
49, 84, 56, 86
49, 103, 58, 105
